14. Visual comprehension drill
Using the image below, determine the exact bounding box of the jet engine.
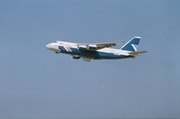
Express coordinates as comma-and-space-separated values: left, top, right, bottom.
78, 45, 97, 51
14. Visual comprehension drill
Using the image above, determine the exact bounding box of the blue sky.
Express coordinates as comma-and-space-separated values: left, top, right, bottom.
0, 0, 180, 118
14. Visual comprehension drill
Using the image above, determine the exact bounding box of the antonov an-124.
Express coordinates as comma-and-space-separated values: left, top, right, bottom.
46, 36, 147, 62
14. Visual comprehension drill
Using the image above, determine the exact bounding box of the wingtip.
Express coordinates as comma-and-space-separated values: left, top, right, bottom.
117, 42, 126, 44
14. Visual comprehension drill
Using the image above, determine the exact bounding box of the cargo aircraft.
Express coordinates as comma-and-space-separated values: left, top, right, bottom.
46, 36, 147, 62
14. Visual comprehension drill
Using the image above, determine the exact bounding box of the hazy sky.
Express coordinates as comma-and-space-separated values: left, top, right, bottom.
0, 0, 180, 118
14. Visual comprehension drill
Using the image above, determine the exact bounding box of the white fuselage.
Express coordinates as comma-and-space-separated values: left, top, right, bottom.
46, 41, 132, 60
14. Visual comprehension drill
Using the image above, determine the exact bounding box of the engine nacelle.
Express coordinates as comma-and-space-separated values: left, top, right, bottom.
79, 45, 97, 51
72, 56, 81, 59
87, 46, 97, 50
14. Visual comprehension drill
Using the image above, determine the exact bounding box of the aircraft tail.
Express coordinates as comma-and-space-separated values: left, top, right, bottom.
120, 36, 141, 52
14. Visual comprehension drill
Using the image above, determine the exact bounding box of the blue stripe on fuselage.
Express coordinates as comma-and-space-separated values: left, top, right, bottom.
59, 46, 98, 58
58, 46, 133, 59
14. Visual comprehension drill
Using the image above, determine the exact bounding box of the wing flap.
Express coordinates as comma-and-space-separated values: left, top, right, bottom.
82, 57, 91, 62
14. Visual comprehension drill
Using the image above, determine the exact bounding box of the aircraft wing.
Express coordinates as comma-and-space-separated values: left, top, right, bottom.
78, 42, 124, 51
95, 42, 124, 49
129, 51, 147, 57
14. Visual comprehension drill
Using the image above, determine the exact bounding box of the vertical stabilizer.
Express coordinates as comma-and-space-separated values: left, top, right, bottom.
121, 36, 141, 52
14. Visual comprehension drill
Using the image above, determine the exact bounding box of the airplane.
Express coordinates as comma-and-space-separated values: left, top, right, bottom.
46, 36, 147, 62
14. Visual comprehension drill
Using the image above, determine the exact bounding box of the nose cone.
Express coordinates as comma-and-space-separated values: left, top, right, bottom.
46, 44, 51, 49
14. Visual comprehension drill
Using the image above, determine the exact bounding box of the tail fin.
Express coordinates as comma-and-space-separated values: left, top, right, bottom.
120, 36, 141, 52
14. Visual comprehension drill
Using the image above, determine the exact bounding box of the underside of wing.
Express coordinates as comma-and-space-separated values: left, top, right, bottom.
129, 51, 147, 57
78, 42, 124, 51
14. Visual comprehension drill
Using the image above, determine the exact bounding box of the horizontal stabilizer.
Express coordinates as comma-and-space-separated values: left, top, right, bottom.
129, 51, 147, 57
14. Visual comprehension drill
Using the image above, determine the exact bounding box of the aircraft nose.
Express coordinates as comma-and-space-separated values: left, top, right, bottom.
46, 44, 51, 49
